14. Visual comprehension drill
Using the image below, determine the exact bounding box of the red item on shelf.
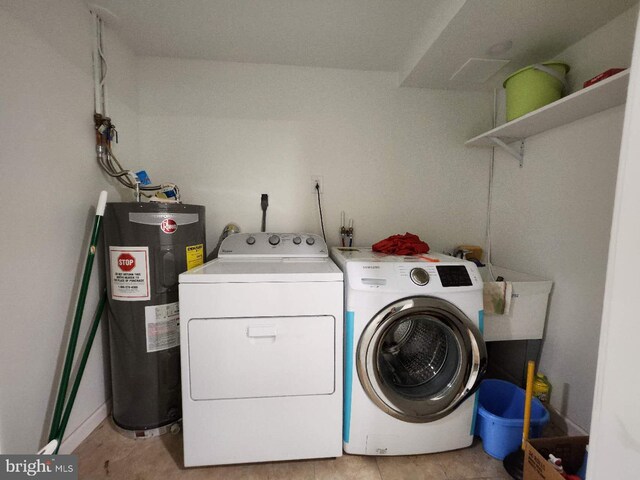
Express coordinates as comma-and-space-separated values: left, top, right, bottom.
583, 68, 626, 88
372, 233, 430, 255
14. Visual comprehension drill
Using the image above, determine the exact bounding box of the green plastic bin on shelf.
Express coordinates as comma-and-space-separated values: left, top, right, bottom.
503, 62, 570, 121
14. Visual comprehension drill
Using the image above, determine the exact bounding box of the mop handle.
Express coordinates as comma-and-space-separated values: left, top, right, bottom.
48, 191, 107, 441
53, 290, 107, 454
521, 360, 536, 451
96, 191, 107, 216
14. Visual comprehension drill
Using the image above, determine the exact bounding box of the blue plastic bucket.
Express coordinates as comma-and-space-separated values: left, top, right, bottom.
475, 379, 550, 460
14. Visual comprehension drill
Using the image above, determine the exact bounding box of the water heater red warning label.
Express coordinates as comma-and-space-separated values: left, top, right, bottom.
117, 253, 136, 271
109, 246, 150, 301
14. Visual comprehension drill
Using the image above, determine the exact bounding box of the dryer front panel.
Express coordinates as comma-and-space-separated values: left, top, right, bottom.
357, 296, 486, 423
188, 315, 336, 400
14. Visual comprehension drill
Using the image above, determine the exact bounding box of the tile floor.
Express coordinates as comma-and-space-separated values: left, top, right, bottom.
74, 419, 514, 479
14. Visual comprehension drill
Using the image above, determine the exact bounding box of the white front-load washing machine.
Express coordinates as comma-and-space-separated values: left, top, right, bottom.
179, 233, 343, 467
331, 247, 487, 456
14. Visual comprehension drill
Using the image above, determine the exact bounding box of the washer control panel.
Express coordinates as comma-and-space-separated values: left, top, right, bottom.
219, 233, 328, 257
345, 261, 480, 292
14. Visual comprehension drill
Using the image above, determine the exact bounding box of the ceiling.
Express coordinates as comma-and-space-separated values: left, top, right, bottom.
89, 0, 639, 90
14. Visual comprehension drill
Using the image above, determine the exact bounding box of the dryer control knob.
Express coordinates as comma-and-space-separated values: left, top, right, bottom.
268, 235, 280, 246
246, 236, 256, 245
306, 237, 315, 246
293, 236, 302, 245
410, 268, 430, 286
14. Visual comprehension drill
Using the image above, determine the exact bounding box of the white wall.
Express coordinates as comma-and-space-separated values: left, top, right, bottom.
0, 0, 136, 453
559, 5, 639, 94
490, 6, 637, 432
137, 58, 493, 252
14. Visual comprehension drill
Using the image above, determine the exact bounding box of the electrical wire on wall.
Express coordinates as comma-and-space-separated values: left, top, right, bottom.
91, 12, 180, 202
261, 194, 268, 232
315, 182, 327, 243
484, 88, 499, 281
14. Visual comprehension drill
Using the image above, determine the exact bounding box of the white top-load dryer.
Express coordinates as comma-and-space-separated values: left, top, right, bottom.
331, 247, 486, 456
179, 233, 343, 467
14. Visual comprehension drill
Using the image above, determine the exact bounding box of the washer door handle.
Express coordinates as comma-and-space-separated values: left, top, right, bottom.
247, 325, 277, 338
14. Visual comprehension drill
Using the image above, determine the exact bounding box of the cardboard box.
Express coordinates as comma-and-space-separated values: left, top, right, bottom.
524, 436, 589, 480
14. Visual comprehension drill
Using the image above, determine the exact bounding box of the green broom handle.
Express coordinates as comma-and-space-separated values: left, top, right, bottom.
53, 290, 107, 453
48, 191, 108, 441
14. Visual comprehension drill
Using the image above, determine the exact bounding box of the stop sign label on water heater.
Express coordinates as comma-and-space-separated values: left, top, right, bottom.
118, 253, 136, 271
109, 246, 151, 301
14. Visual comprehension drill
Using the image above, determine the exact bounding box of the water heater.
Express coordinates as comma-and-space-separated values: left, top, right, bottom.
103, 202, 205, 437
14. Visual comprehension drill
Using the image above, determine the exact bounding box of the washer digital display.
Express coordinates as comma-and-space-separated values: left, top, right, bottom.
436, 265, 472, 287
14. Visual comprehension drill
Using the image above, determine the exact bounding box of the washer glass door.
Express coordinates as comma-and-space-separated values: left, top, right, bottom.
357, 296, 486, 423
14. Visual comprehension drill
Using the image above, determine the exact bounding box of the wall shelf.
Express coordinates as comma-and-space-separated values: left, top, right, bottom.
465, 70, 630, 165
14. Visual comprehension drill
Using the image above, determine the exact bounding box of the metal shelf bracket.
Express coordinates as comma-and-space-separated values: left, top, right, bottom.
487, 136, 525, 167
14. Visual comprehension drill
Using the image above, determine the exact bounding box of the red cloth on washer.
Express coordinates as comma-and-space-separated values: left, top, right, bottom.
372, 233, 430, 255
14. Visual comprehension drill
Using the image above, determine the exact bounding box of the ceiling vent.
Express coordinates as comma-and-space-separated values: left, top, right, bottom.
450, 58, 510, 84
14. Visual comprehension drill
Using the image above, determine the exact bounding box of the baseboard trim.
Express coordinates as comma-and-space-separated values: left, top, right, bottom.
547, 405, 589, 436
59, 400, 111, 454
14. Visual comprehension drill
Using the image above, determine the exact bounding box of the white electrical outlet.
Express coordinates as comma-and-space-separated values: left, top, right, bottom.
311, 175, 323, 194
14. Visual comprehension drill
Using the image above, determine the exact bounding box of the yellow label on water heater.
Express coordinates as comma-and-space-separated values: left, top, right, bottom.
186, 244, 204, 270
